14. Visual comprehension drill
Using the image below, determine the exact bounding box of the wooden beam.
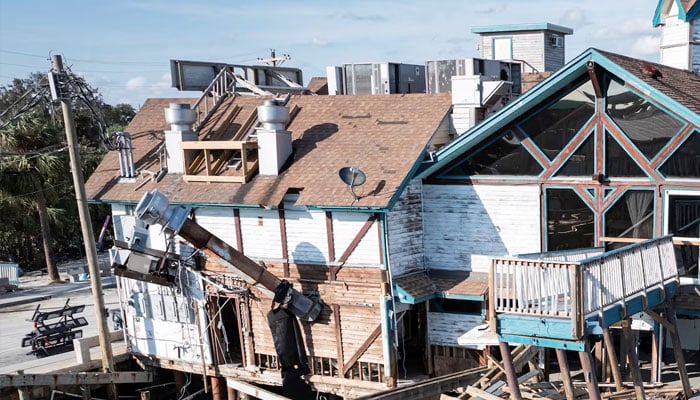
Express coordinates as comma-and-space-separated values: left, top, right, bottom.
555, 349, 576, 400
645, 309, 675, 333
665, 305, 693, 399
578, 343, 602, 400
278, 208, 289, 278
600, 236, 700, 247
603, 327, 625, 392
343, 323, 382, 377
353, 366, 487, 400
337, 215, 377, 265
333, 304, 345, 376
465, 386, 503, 400
498, 342, 523, 400
0, 372, 152, 387
225, 377, 291, 400
233, 209, 243, 253
621, 322, 646, 400
326, 212, 335, 262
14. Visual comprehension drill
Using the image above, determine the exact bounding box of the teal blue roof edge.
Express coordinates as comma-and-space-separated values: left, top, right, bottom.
471, 22, 573, 35
653, 0, 697, 26
416, 48, 596, 180
591, 50, 700, 126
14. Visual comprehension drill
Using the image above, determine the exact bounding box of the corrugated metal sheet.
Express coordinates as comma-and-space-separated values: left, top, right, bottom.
0, 262, 20, 285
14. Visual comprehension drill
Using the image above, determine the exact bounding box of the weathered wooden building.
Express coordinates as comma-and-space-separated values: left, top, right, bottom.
655, 0, 700, 74
87, 92, 460, 397
415, 47, 700, 357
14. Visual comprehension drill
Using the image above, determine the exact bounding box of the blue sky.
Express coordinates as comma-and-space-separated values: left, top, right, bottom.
0, 1, 661, 108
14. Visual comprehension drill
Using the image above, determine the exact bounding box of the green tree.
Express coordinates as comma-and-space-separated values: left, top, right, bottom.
0, 71, 110, 281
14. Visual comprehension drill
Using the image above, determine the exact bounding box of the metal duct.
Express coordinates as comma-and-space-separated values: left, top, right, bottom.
113, 131, 135, 178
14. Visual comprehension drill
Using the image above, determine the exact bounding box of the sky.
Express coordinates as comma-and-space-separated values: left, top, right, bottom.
0, 0, 662, 108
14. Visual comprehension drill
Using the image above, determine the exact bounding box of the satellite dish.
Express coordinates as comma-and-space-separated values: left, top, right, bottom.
338, 166, 366, 202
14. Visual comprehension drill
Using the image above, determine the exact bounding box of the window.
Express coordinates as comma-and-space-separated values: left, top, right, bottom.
666, 193, 700, 280
554, 135, 594, 177
659, 131, 700, 178
606, 78, 683, 160
442, 131, 543, 177
520, 79, 595, 161
604, 190, 654, 249
546, 189, 595, 251
605, 132, 647, 178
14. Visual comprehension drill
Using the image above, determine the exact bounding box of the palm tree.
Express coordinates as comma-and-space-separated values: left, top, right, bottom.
0, 110, 66, 282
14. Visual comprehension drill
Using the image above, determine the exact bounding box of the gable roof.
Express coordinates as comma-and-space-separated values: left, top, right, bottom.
653, 0, 700, 25
86, 93, 452, 210
417, 48, 700, 179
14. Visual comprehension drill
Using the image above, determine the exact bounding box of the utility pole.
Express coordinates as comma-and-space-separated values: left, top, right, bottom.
256, 49, 290, 67
50, 55, 116, 399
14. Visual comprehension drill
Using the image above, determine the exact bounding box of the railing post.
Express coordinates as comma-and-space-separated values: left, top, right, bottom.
489, 259, 496, 332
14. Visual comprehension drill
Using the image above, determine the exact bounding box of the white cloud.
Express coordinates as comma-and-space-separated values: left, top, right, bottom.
311, 37, 331, 48
560, 7, 590, 28
126, 76, 146, 91
632, 35, 660, 56
621, 18, 653, 35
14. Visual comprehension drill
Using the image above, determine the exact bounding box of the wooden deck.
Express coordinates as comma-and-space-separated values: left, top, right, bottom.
489, 236, 680, 350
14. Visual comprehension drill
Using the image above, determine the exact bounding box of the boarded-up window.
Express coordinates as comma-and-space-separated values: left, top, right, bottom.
546, 188, 595, 251
493, 37, 512, 60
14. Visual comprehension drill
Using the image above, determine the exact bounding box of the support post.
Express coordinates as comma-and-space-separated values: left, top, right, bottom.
666, 305, 692, 398
578, 342, 602, 400
555, 349, 575, 400
17, 370, 30, 400
621, 321, 645, 400
51, 54, 115, 400
498, 342, 523, 400
602, 328, 624, 391
211, 377, 225, 400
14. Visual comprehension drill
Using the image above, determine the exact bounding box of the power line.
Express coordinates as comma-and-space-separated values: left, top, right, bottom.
0, 49, 47, 59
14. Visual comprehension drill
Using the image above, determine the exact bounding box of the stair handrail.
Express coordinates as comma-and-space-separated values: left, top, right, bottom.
191, 67, 237, 130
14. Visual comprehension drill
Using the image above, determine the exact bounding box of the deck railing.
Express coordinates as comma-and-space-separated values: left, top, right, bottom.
490, 236, 678, 339
191, 68, 237, 130
581, 236, 677, 317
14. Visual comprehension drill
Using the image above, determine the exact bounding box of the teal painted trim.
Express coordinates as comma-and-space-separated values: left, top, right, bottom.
497, 334, 586, 351
393, 284, 485, 304
688, 2, 700, 20
652, 0, 667, 26
471, 23, 573, 35
591, 50, 700, 126
390, 146, 431, 211
416, 49, 595, 180
597, 283, 677, 327
676, 309, 700, 316
443, 294, 484, 301
490, 36, 513, 60
89, 198, 265, 209
497, 314, 576, 340
602, 124, 653, 180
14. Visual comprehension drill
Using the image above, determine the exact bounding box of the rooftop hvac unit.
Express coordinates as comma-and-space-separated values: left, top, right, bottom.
340, 62, 426, 95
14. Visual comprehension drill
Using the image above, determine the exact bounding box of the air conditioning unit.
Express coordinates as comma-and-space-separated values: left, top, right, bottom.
549, 36, 563, 48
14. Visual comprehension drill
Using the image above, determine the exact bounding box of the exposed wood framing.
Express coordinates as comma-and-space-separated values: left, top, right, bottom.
621, 321, 646, 400
225, 377, 291, 400
0, 372, 153, 387
333, 214, 377, 279
343, 324, 382, 378
333, 304, 345, 376
665, 305, 693, 398
602, 328, 625, 391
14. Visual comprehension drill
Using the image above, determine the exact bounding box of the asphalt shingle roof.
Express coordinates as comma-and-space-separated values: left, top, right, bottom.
86, 93, 452, 208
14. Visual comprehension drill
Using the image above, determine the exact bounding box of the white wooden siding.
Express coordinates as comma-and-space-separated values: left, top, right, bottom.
387, 180, 424, 276
194, 207, 239, 250
285, 209, 330, 264
422, 184, 541, 272
239, 209, 283, 260
427, 312, 485, 347
332, 212, 381, 266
